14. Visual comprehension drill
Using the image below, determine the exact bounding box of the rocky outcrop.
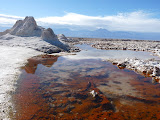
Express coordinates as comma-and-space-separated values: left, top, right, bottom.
0, 29, 10, 36
41, 28, 70, 51
41, 28, 57, 41
57, 34, 68, 41
152, 66, 160, 77
110, 58, 160, 83
0, 16, 80, 53
9, 16, 43, 37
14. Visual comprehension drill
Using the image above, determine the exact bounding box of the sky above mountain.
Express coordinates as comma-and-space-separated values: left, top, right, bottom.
0, 0, 160, 33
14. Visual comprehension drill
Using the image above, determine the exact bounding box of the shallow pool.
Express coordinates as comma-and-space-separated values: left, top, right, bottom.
64, 44, 160, 60
14, 44, 160, 120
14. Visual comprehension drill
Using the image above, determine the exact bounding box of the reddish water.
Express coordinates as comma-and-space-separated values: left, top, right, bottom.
13, 46, 160, 120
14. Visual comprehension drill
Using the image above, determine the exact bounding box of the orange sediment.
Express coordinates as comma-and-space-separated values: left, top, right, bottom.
14, 55, 160, 119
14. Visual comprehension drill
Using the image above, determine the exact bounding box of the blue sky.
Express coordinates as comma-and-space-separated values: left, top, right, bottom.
0, 0, 160, 32
1, 0, 160, 17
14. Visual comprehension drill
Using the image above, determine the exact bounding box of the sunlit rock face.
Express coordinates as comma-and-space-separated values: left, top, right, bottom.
0, 16, 81, 53
41, 28, 58, 41
57, 34, 67, 41
9, 16, 43, 37
42, 28, 70, 51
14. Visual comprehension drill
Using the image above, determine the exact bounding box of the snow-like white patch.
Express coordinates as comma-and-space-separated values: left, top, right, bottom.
90, 90, 98, 97
0, 45, 42, 120
107, 57, 160, 82
0, 34, 78, 53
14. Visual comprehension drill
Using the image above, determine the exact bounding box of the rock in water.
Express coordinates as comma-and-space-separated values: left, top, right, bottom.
90, 90, 98, 97
152, 66, 160, 77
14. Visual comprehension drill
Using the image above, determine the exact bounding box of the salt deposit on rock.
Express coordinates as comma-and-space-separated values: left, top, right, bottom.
69, 37, 160, 56
57, 34, 68, 41
0, 16, 80, 53
41, 28, 57, 41
108, 58, 160, 82
7, 16, 43, 37
0, 34, 62, 53
90, 90, 98, 97
41, 28, 71, 51
0, 17, 80, 119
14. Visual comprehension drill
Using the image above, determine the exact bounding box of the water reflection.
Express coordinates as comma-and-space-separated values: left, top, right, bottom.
64, 44, 160, 60
14, 44, 160, 120
23, 55, 58, 74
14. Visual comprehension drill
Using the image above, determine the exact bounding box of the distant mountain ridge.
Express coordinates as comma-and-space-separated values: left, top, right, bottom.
1, 24, 160, 40
53, 28, 160, 41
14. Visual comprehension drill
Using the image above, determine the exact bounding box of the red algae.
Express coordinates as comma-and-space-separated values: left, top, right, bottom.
14, 76, 44, 119
14, 55, 160, 120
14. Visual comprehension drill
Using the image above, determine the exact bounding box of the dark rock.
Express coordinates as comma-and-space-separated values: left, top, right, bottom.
152, 66, 160, 76
117, 63, 126, 68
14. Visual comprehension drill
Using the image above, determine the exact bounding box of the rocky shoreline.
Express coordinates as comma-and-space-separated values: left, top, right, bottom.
68, 37, 160, 83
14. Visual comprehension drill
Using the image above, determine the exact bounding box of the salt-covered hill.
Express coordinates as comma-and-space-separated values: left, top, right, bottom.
0, 16, 79, 53
0, 16, 80, 119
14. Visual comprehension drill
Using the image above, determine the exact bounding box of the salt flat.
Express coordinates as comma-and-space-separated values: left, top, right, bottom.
0, 16, 160, 119
0, 45, 42, 119
69, 37, 160, 82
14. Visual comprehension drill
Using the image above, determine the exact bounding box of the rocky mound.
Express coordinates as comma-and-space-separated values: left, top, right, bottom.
57, 34, 68, 40
41, 28, 70, 51
41, 28, 57, 40
0, 16, 79, 53
5, 16, 43, 37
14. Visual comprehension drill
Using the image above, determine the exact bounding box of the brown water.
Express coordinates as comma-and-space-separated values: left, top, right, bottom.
14, 45, 160, 120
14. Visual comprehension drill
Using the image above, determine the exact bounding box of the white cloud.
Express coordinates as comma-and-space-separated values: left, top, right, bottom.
0, 14, 24, 19
0, 14, 24, 26
0, 11, 160, 33
37, 11, 160, 33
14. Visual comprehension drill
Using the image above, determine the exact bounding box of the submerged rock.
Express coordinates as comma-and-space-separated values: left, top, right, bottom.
117, 62, 127, 69
90, 90, 98, 97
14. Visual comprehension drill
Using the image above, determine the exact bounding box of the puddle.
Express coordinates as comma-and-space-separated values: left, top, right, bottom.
64, 44, 160, 60
14, 44, 160, 119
